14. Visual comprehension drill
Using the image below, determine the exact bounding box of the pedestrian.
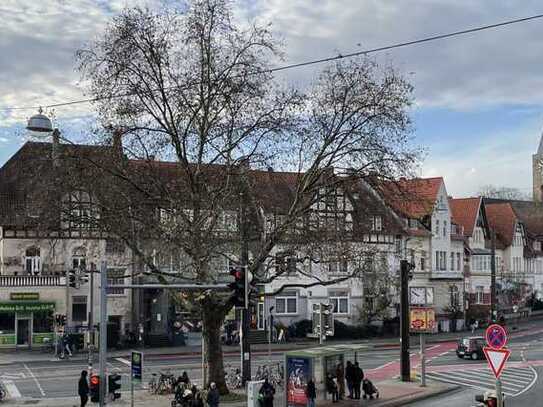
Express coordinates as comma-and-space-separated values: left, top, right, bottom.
206, 382, 220, 407
335, 363, 345, 400
353, 362, 364, 400
325, 373, 338, 403
345, 361, 355, 399
63, 333, 72, 357
78, 370, 89, 407
192, 385, 204, 407
306, 377, 316, 407
259, 377, 276, 407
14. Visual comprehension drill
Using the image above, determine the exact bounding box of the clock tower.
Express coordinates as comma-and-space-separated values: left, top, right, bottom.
533, 135, 543, 202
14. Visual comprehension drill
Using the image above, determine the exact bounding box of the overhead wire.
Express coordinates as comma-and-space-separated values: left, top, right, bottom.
1, 12, 543, 112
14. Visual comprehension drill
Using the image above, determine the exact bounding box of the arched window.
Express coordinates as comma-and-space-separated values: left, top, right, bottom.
25, 247, 41, 275
72, 246, 87, 270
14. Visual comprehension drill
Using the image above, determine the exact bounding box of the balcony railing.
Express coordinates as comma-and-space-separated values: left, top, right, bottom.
0, 275, 66, 287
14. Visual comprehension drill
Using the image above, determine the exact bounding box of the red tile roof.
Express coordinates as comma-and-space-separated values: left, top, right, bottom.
449, 197, 481, 237
485, 202, 517, 248
379, 177, 443, 219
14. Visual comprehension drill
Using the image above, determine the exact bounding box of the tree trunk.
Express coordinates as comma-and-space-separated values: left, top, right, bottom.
202, 305, 229, 394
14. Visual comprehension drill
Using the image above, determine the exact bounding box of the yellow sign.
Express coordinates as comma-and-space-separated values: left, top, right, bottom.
10, 293, 39, 301
410, 307, 435, 332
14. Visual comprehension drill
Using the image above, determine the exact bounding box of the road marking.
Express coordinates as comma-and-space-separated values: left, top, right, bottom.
427, 366, 536, 397
115, 358, 131, 366
0, 373, 26, 380
23, 363, 45, 397
2, 380, 21, 398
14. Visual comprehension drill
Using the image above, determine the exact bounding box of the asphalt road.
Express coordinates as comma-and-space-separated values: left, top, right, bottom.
2, 324, 543, 404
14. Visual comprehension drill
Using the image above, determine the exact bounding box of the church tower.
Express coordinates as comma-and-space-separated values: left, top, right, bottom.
533, 135, 543, 202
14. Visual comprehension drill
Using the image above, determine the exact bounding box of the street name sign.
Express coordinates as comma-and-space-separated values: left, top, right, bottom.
483, 347, 511, 378
485, 324, 507, 349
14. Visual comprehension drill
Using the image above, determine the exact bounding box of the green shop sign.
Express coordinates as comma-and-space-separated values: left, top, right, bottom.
0, 302, 55, 312
10, 293, 39, 301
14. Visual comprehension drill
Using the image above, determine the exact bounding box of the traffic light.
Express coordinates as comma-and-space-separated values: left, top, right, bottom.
321, 303, 334, 336
228, 267, 246, 308
90, 374, 100, 402
80, 271, 89, 285
108, 373, 121, 400
55, 314, 67, 326
68, 270, 79, 288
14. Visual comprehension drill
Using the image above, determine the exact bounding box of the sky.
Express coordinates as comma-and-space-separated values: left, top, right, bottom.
2, 0, 543, 198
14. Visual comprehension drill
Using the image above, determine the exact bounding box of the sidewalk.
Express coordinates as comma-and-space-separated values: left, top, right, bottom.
1, 380, 458, 407
317, 380, 458, 407
1, 317, 541, 365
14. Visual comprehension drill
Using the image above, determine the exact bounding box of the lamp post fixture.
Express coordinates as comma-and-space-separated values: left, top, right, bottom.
26, 108, 53, 133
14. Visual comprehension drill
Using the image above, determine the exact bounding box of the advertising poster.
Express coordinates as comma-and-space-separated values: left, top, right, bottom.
286, 356, 312, 406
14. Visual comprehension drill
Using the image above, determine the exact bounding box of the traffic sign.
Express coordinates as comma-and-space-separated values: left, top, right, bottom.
483, 347, 511, 378
485, 324, 507, 349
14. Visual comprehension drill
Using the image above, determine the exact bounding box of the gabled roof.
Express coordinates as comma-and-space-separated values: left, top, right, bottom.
485, 202, 517, 249
449, 197, 481, 237
379, 177, 443, 219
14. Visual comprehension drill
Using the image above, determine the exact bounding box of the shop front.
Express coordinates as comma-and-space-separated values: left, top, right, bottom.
0, 297, 56, 348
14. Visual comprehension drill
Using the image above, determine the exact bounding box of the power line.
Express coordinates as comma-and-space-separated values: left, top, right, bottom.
2, 12, 543, 112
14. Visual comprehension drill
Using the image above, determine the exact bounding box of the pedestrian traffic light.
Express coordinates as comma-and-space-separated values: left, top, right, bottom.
108, 373, 121, 400
68, 270, 79, 288
90, 374, 100, 402
228, 267, 246, 308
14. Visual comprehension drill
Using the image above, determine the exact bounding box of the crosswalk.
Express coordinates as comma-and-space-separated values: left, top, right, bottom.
426, 366, 537, 397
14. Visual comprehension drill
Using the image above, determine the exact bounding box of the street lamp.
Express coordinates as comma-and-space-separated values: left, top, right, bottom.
26, 108, 53, 133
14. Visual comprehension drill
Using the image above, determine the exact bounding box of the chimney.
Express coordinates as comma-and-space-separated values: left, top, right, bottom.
52, 129, 60, 167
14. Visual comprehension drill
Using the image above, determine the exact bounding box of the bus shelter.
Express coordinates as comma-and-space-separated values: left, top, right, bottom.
284, 344, 372, 406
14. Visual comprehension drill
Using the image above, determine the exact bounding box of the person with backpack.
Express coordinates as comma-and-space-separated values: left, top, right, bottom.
78, 370, 89, 407
259, 378, 276, 407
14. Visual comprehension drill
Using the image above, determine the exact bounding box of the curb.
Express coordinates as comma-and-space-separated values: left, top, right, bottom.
371, 384, 461, 407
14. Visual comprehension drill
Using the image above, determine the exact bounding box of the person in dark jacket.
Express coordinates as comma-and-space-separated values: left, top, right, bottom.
353, 362, 364, 400
206, 382, 220, 407
325, 373, 338, 403
259, 378, 276, 407
305, 378, 316, 407
345, 361, 355, 399
78, 370, 89, 407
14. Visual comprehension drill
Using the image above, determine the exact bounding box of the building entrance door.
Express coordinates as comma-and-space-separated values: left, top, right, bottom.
17, 319, 30, 346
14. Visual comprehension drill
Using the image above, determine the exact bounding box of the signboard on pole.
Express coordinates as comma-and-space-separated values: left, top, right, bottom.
409, 307, 435, 333
131, 351, 143, 381
483, 347, 511, 378
485, 324, 507, 350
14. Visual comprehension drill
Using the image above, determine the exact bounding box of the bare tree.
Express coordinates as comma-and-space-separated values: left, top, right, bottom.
477, 184, 530, 201
69, 0, 420, 392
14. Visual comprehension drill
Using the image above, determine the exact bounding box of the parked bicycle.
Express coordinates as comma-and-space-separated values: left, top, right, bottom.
224, 366, 242, 389
148, 370, 176, 394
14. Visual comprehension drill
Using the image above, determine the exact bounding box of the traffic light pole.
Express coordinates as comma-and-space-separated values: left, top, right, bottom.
239, 192, 251, 385
99, 260, 108, 407
490, 230, 497, 323
400, 260, 411, 382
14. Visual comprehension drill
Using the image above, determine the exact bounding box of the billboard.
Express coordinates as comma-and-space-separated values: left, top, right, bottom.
410, 307, 436, 333
286, 356, 312, 406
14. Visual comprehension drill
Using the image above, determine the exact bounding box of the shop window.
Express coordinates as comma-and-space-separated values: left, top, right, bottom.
33, 311, 53, 333
25, 247, 41, 275
72, 296, 87, 322
0, 313, 15, 334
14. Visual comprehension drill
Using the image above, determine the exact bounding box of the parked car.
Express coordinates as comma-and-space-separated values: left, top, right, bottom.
456, 336, 486, 360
